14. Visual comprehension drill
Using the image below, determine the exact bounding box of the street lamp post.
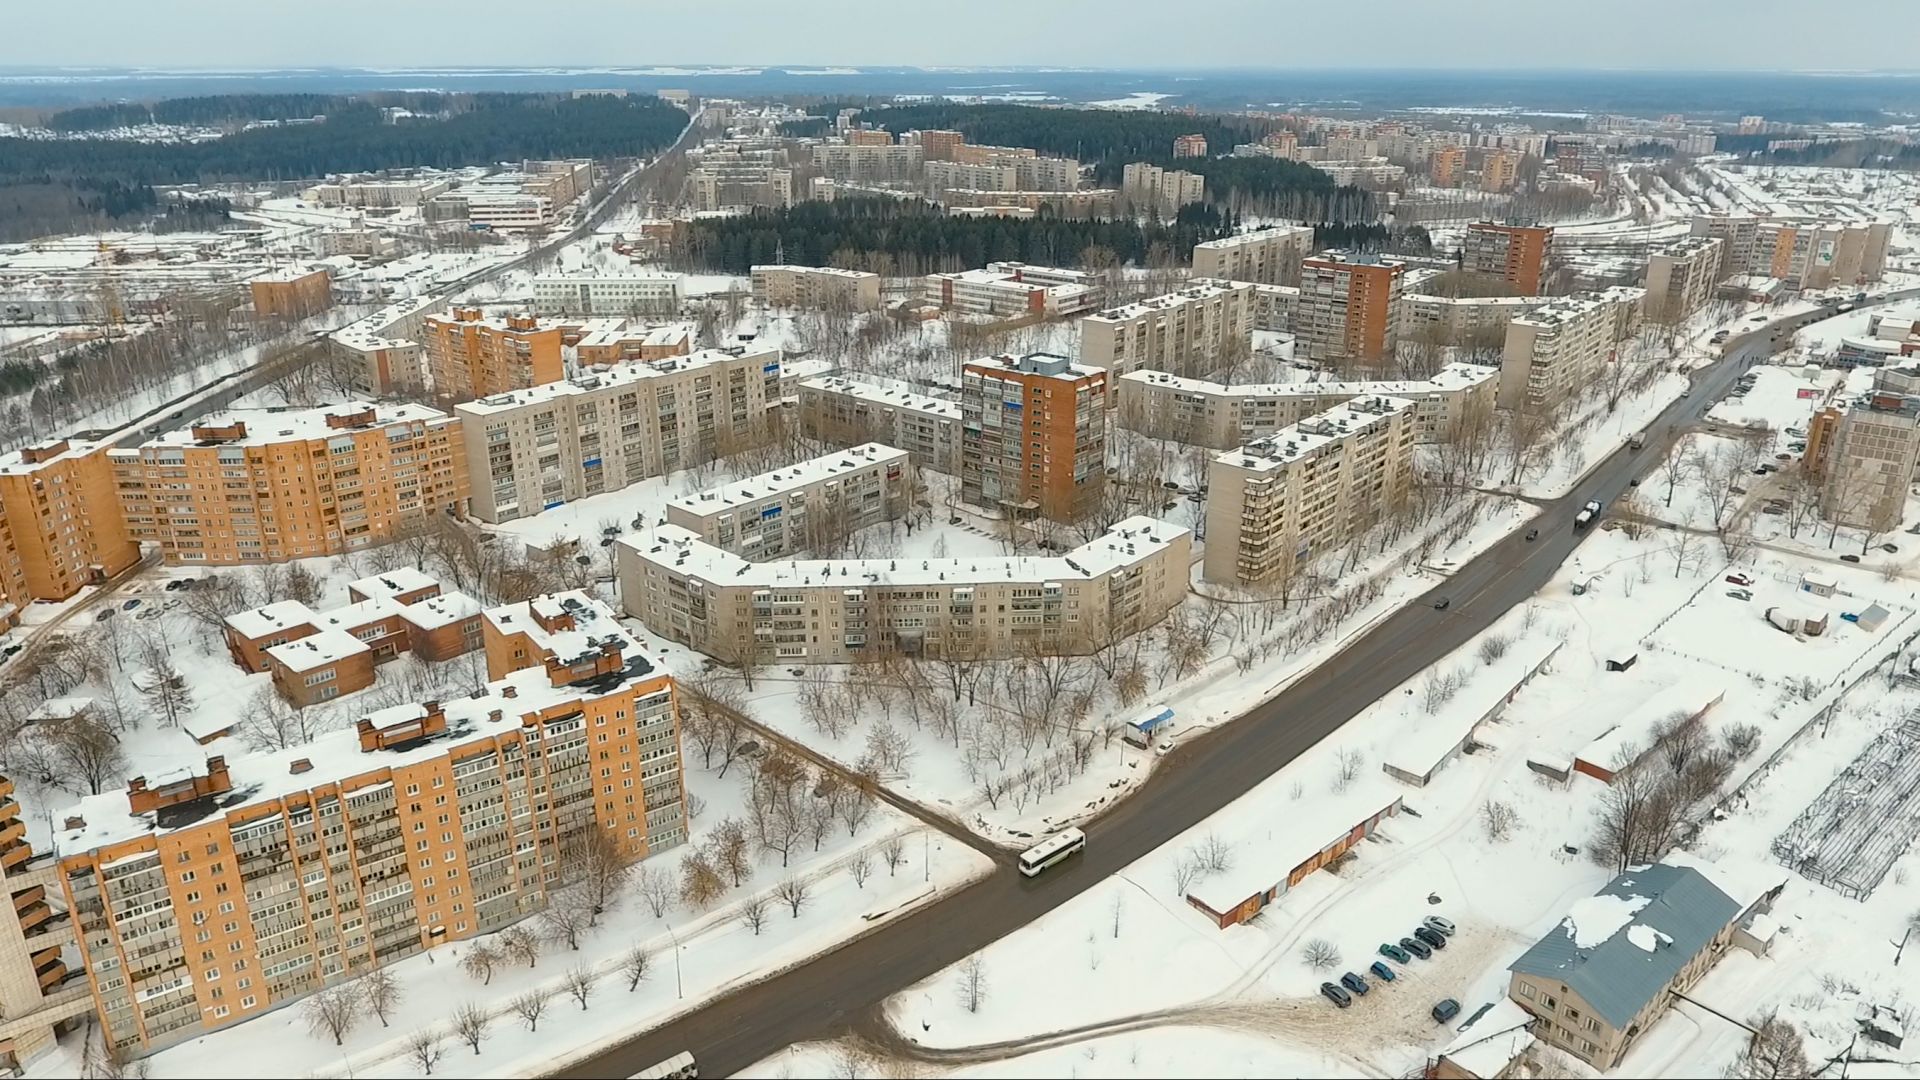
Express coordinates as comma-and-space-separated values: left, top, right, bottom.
666, 921, 683, 999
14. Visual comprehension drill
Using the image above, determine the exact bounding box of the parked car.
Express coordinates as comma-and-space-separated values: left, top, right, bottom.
164, 580, 183, 591
1379, 942, 1412, 963
121, 598, 141, 611
1369, 960, 1398, 982
95, 608, 115, 621
1882, 544, 1900, 554
1841, 554, 1862, 563
1727, 589, 1753, 601
1399, 936, 1433, 960
0, 644, 20, 657
1730, 486, 1746, 495
1726, 573, 1754, 586
1320, 982, 1353, 1009
1423, 915, 1457, 937
1432, 999, 1462, 1024
1412, 926, 1448, 950
1432, 597, 1451, 611
1525, 528, 1539, 541
1762, 505, 1786, 515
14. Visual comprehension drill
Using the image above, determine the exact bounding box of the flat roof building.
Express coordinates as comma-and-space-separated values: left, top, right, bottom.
422, 307, 567, 404
1117, 363, 1497, 449
1078, 279, 1257, 380
0, 439, 142, 602
1498, 292, 1640, 411
1191, 226, 1314, 286
962, 353, 1107, 522
1462, 222, 1554, 295
1298, 253, 1406, 368
925, 262, 1102, 319
531, 273, 684, 317
797, 376, 962, 475
1691, 213, 1891, 291
664, 443, 908, 560
1642, 236, 1725, 323
750, 265, 883, 311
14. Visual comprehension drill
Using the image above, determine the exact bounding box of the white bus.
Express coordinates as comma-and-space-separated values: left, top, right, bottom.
632, 1051, 697, 1079
1018, 827, 1087, 877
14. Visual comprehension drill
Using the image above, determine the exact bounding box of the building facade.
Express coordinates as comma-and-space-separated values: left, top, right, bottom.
689, 166, 794, 211
1690, 214, 1892, 291
1497, 292, 1638, 411
1116, 363, 1497, 449
111, 404, 466, 566
1298, 254, 1406, 367
924, 263, 1101, 318
1823, 386, 1920, 532
1173, 134, 1208, 158
1120, 163, 1205, 214
1430, 146, 1466, 187
1642, 237, 1725, 323
812, 143, 923, 185
796, 376, 961, 475
249, 267, 333, 321
1400, 292, 1546, 343
0, 440, 142, 602
961, 353, 1107, 522
664, 443, 907, 559
455, 346, 781, 524
56, 593, 686, 1057
422, 308, 566, 403
1462, 222, 1554, 295
1078, 280, 1257, 380
619, 516, 1189, 664
1482, 149, 1520, 193
1202, 396, 1417, 586
531, 274, 684, 317
1191, 227, 1314, 286
749, 265, 883, 311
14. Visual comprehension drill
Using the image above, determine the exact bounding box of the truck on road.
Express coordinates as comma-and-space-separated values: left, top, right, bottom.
1574, 499, 1603, 530
1629, 432, 1647, 451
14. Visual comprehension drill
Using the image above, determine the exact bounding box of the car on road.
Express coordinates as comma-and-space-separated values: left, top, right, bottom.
1525, 528, 1539, 542
1412, 926, 1448, 950
0, 645, 19, 658
1727, 589, 1753, 601
1320, 982, 1353, 1009
1726, 573, 1754, 586
122, 599, 141, 611
1340, 972, 1370, 996
1841, 554, 1862, 563
1399, 936, 1432, 960
1369, 960, 1397, 982
1628, 477, 1640, 486
1432, 597, 1451, 610
1423, 915, 1457, 937
1379, 942, 1412, 963
1432, 999, 1462, 1024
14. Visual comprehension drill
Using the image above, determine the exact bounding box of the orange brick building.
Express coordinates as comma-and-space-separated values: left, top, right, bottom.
249, 267, 334, 321
915, 129, 966, 161
1300, 254, 1407, 367
0, 439, 141, 602
1482, 149, 1520, 193
112, 403, 468, 567
53, 592, 687, 1056
960, 353, 1108, 522
422, 308, 565, 403
1463, 221, 1555, 295
1430, 146, 1466, 187
572, 322, 693, 366
1173, 133, 1208, 158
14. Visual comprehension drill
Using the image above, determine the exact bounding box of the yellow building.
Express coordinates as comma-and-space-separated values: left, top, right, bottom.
0, 439, 141, 601
422, 308, 566, 403
249, 266, 333, 320
111, 403, 468, 566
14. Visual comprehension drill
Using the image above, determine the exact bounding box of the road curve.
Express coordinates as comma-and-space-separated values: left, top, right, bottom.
553, 298, 1907, 1079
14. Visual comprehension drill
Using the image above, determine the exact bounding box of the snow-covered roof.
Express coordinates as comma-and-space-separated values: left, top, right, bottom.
399, 590, 483, 631
250, 264, 327, 283
316, 596, 402, 633
1193, 226, 1312, 251
1084, 279, 1251, 324
265, 628, 368, 673
626, 515, 1187, 590
483, 590, 642, 668
140, 401, 453, 450
1122, 363, 1495, 403
799, 375, 960, 418
749, 264, 875, 280
1659, 849, 1788, 913
1575, 682, 1725, 774
1439, 998, 1536, 1078
1216, 396, 1415, 472
667, 443, 904, 515
454, 345, 781, 417
1382, 637, 1560, 780
225, 600, 319, 640
347, 567, 439, 602
1185, 772, 1403, 916
28, 696, 95, 722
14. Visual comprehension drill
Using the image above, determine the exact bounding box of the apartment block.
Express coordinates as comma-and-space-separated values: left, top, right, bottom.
665, 444, 907, 559
796, 375, 962, 475
1078, 279, 1257, 379
422, 308, 566, 403
572, 322, 693, 367
0, 439, 141, 602
0, 504, 25, 623
111, 403, 468, 566
1202, 396, 1417, 586
1116, 363, 1497, 448
1690, 213, 1892, 290
1120, 162, 1205, 214
249, 266, 333, 321
304, 177, 452, 208
961, 353, 1107, 522
1482, 149, 1520, 193
1400, 292, 1546, 343
531, 273, 684, 317
812, 143, 923, 185
56, 592, 686, 1056
750, 265, 883, 311
690, 165, 794, 211
1498, 294, 1627, 411
924, 263, 1102, 318
1298, 254, 1406, 367
913, 129, 967, 161
620, 515, 1189, 664
1642, 236, 1725, 323
1191, 226, 1314, 286
328, 296, 440, 397
845, 129, 893, 147
1823, 388, 1920, 532
0, 773, 92, 1070
940, 188, 1117, 219
927, 159, 1017, 193
1428, 146, 1466, 187
455, 346, 781, 524
1173, 134, 1208, 158
1462, 222, 1554, 294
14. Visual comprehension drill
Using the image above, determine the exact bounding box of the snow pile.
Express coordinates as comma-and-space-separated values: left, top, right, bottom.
1561, 892, 1651, 948
1625, 923, 1673, 952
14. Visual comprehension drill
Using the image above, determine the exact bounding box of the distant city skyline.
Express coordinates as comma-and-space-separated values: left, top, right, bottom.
7, 0, 1916, 73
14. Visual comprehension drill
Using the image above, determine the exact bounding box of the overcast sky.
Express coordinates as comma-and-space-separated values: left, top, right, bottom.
5, 0, 1911, 71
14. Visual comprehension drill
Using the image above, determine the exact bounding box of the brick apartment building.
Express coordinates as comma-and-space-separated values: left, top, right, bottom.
1462, 221, 1555, 295
1298, 253, 1406, 367
0, 439, 141, 603
422, 308, 566, 403
961, 353, 1107, 522
797, 376, 962, 475
249, 266, 334, 321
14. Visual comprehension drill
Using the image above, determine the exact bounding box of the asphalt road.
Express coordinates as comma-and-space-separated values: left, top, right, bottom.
552, 296, 1910, 1079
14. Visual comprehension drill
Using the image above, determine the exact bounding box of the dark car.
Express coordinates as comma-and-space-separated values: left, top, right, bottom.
1379, 942, 1412, 963
1883, 544, 1900, 554
1369, 960, 1397, 982
122, 598, 141, 611
1399, 936, 1432, 960
164, 580, 183, 591
1629, 477, 1641, 486
1841, 554, 1862, 563
1340, 971, 1370, 996
1525, 528, 1539, 541
1432, 597, 1451, 611
1320, 982, 1353, 1009
1433, 998, 1462, 1023
1413, 926, 1448, 950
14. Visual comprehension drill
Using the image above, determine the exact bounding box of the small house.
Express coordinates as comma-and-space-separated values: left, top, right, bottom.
1123, 705, 1175, 748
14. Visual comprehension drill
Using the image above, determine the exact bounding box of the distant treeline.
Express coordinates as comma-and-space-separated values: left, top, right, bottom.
869, 103, 1264, 170
1100, 154, 1378, 223
1313, 222, 1433, 256
685, 197, 1234, 274
41, 92, 565, 131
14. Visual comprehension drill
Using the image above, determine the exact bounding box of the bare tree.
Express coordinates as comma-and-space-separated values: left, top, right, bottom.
711, 815, 755, 885
1723, 722, 1762, 758
361, 967, 401, 1027
1195, 832, 1233, 875
541, 886, 595, 951
740, 893, 771, 936
1333, 747, 1364, 792
1172, 849, 1204, 896
774, 876, 811, 918
621, 945, 653, 992
1481, 800, 1518, 841
849, 851, 874, 888
880, 835, 907, 877
459, 942, 499, 985
679, 848, 726, 908
563, 965, 597, 1010
511, 989, 552, 1032
1726, 1011, 1811, 1079
406, 1030, 444, 1075
138, 656, 194, 728
303, 984, 363, 1046
1301, 938, 1341, 971
45, 717, 127, 796
635, 863, 676, 918
956, 954, 988, 1013
499, 924, 542, 968
453, 1003, 489, 1056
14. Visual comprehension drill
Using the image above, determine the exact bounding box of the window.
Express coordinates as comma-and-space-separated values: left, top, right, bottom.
1584, 1017, 1601, 1033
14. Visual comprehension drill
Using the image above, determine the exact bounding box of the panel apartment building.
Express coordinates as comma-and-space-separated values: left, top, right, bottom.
1823, 383, 1920, 532
1690, 213, 1891, 291
961, 353, 1107, 522
1116, 362, 1497, 448
54, 591, 687, 1057
422, 308, 566, 403
1642, 236, 1725, 323
664, 443, 907, 559
1203, 396, 1417, 586
1400, 292, 1546, 343
1298, 254, 1406, 368
796, 375, 962, 475
1078, 279, 1257, 379
619, 515, 1189, 664
690, 165, 794, 211
0, 438, 141, 602
813, 143, 923, 186
1497, 291, 1644, 411
455, 345, 781, 524
750, 265, 883, 311
110, 403, 468, 566
1120, 163, 1205, 214
531, 273, 684, 317
1191, 226, 1315, 286
1461, 222, 1555, 295
924, 263, 1102, 318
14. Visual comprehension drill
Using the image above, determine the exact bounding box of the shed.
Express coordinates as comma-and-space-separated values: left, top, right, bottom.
1606, 649, 1639, 672
1801, 572, 1837, 597
1856, 603, 1892, 632
1123, 705, 1175, 748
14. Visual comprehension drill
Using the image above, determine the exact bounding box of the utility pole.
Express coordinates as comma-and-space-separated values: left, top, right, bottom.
667, 921, 684, 998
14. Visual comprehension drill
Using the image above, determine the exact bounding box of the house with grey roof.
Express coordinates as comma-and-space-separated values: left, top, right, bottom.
1506, 862, 1764, 1069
